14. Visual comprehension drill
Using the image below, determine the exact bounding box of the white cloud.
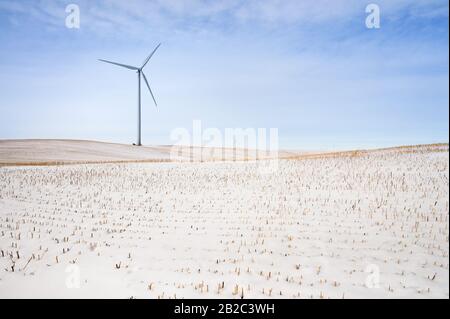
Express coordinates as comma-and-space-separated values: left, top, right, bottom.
0, 0, 447, 36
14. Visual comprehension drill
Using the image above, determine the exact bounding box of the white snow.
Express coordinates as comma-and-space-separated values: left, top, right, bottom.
0, 145, 448, 299
0, 139, 294, 165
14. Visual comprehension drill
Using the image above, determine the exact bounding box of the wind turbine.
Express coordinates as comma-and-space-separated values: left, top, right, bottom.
99, 43, 161, 146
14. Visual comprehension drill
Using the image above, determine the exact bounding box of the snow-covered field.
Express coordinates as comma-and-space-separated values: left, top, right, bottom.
0, 145, 448, 299
0, 139, 297, 165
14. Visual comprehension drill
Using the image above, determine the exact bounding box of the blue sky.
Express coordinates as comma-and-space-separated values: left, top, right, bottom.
0, 0, 448, 150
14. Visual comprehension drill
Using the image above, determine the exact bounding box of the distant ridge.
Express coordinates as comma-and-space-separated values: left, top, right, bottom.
0, 139, 447, 167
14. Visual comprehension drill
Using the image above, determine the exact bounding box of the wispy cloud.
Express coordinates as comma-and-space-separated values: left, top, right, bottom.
1, 0, 448, 36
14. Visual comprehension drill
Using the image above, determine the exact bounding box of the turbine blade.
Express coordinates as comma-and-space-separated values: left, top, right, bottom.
141, 43, 161, 69
142, 72, 157, 107
98, 59, 138, 70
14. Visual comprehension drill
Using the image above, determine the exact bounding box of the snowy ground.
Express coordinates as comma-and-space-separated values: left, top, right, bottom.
0, 139, 298, 165
0, 145, 448, 299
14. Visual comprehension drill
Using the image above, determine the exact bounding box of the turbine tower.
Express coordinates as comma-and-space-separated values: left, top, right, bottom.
99, 43, 161, 146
